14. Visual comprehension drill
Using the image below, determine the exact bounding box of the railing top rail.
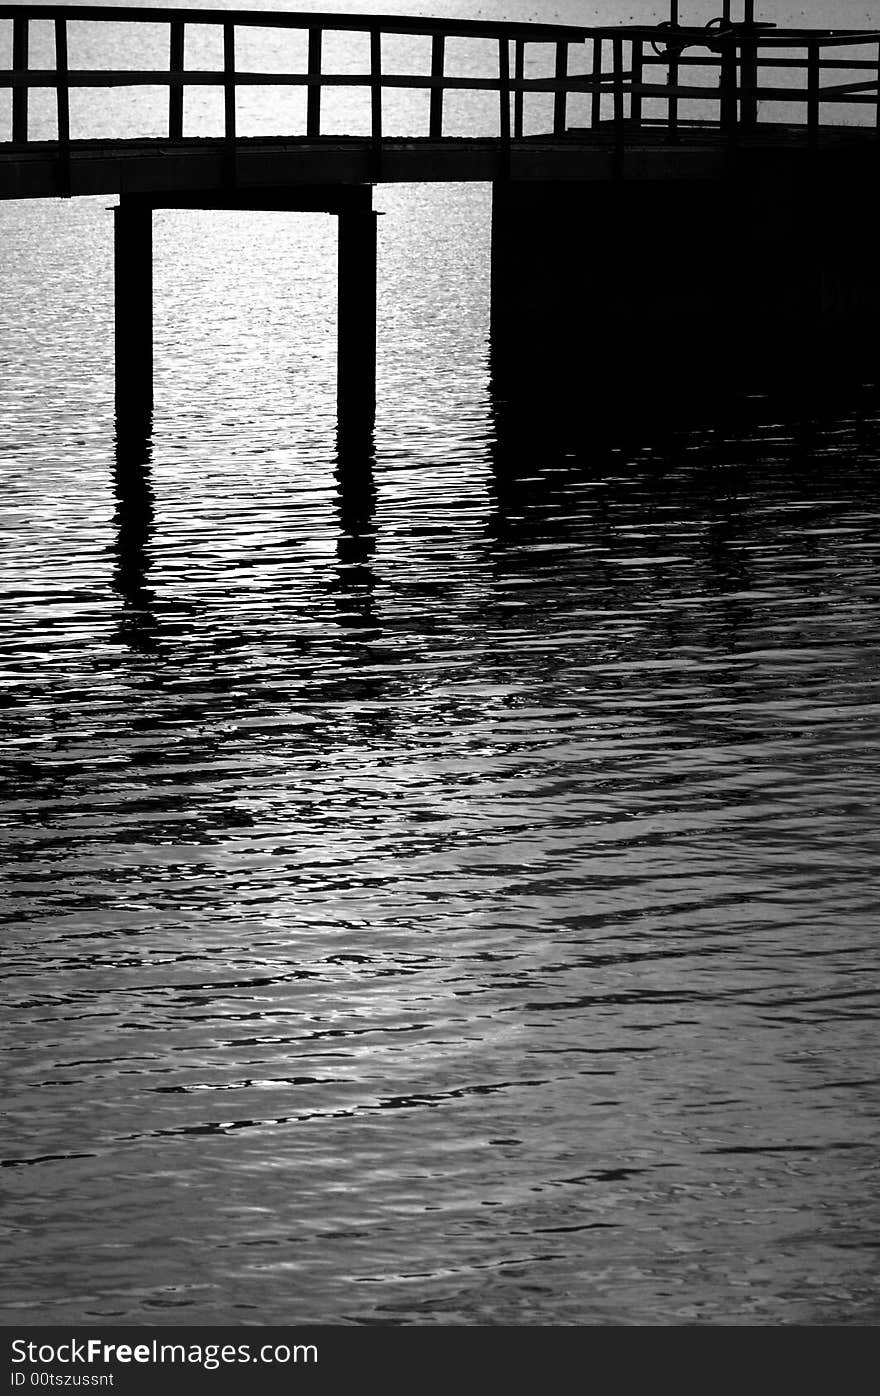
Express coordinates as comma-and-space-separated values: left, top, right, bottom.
0, 4, 593, 41
0, 6, 878, 46
588, 23, 880, 44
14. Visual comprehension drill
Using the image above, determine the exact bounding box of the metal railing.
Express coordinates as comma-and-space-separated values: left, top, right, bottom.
1, 5, 879, 157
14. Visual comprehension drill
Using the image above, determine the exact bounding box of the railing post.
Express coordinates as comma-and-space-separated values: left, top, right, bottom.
719, 33, 738, 144
55, 18, 70, 193
630, 37, 643, 129
223, 22, 236, 140
513, 39, 524, 139
807, 39, 819, 149
612, 34, 624, 172
12, 15, 28, 144
591, 36, 602, 129
553, 40, 568, 137
498, 37, 510, 176
430, 33, 445, 139
169, 21, 184, 141
742, 0, 757, 130
307, 27, 322, 137
612, 36, 624, 125
740, 33, 758, 129
223, 21, 236, 182
370, 30, 382, 172
876, 40, 880, 131
668, 38, 679, 141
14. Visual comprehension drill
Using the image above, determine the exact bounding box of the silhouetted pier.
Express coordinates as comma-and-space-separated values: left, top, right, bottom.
3, 2, 880, 436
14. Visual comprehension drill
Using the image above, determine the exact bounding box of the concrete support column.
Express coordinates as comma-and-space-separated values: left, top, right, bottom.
114, 197, 153, 424
337, 207, 377, 442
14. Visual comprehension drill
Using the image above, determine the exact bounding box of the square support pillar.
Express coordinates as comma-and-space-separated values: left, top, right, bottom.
337, 207, 377, 442
114, 198, 153, 426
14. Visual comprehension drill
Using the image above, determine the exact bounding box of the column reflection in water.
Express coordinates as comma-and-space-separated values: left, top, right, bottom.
111, 411, 158, 654
332, 426, 378, 637
326, 427, 396, 742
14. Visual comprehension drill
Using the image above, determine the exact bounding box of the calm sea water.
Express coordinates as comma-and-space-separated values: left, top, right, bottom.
1, 0, 880, 1326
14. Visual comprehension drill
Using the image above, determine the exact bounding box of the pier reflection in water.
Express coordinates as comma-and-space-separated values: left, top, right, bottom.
1, 190, 879, 1326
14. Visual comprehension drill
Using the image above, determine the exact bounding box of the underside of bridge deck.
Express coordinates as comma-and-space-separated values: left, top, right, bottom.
2, 128, 876, 202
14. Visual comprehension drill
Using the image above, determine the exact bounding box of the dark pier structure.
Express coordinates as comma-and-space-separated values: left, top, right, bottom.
3, 1, 880, 435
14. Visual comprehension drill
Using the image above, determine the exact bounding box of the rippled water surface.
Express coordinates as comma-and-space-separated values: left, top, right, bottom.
3, 0, 880, 1329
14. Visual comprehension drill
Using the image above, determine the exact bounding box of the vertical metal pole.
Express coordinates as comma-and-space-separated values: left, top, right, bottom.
430, 33, 445, 138
12, 16, 28, 144
553, 41, 568, 136
169, 21, 184, 140
337, 205, 377, 443
114, 199, 153, 423
307, 27, 322, 136
876, 40, 880, 131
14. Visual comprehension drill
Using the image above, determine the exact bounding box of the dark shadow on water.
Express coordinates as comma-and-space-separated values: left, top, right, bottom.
485, 345, 880, 664
491, 335, 880, 465
490, 333, 880, 463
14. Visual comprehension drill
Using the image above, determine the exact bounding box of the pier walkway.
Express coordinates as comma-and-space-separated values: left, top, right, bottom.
3, 4, 880, 430
1, 4, 879, 197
